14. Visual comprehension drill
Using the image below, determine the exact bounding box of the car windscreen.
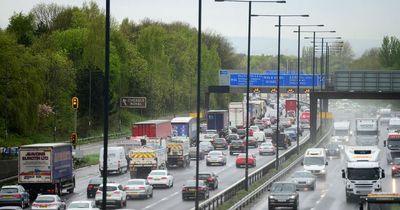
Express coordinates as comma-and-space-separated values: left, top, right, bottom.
127, 180, 145, 185
198, 174, 211, 179
68, 203, 90, 208
325, 143, 339, 149
0, 188, 18, 193
208, 152, 221, 156
214, 139, 224, 143
150, 171, 166, 176
335, 129, 348, 136
394, 158, 400, 165
271, 183, 295, 192
303, 157, 325, 165
35, 196, 55, 203
98, 186, 118, 191
292, 172, 313, 178
89, 178, 103, 184
347, 168, 380, 180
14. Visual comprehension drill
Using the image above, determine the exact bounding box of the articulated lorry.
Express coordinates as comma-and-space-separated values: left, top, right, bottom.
229, 102, 245, 128
171, 117, 197, 144
341, 146, 385, 202
132, 120, 171, 139
355, 119, 379, 146
18, 143, 75, 199
166, 137, 191, 168
207, 110, 229, 135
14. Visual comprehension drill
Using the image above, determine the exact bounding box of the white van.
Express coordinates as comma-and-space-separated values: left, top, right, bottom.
99, 146, 128, 175
302, 148, 328, 176
253, 131, 266, 144
388, 118, 400, 133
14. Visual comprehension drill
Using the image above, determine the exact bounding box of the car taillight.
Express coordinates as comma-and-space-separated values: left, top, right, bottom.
207, 155, 210, 158
393, 166, 396, 170
147, 176, 153, 179
182, 187, 188, 192
88, 184, 94, 189
47, 189, 55, 193
219, 155, 223, 158
96, 191, 102, 194
139, 186, 145, 190
123, 186, 129, 190
32, 204, 40, 207
207, 177, 214, 182
14, 194, 22, 198
113, 191, 120, 194
197, 187, 205, 191
161, 177, 167, 179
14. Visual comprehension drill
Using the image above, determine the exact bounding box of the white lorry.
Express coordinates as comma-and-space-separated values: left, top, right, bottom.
332, 121, 351, 143
341, 146, 385, 202
166, 136, 191, 168
383, 132, 400, 164
229, 102, 245, 128
302, 148, 328, 176
378, 108, 391, 125
388, 118, 400, 133
355, 118, 379, 146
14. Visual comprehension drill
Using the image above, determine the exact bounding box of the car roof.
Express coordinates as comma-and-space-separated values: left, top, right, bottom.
99, 183, 120, 187
151, 170, 167, 173
128, 179, 146, 182
1, 185, 20, 188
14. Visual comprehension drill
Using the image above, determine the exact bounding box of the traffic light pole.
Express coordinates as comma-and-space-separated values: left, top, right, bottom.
74, 109, 78, 149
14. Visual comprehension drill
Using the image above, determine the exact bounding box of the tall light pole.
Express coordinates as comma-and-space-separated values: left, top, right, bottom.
215, 0, 285, 192
253, 14, 309, 170
279, 24, 323, 155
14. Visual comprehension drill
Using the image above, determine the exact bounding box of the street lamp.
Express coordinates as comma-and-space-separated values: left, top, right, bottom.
215, 0, 286, 194
276, 24, 323, 155
253, 14, 309, 170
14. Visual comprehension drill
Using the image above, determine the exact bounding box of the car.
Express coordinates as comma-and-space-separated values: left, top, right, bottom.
67, 201, 99, 210
235, 153, 256, 168
290, 170, 316, 191
31, 194, 66, 210
324, 142, 341, 157
284, 129, 297, 142
206, 151, 227, 166
199, 142, 214, 155
392, 157, 400, 177
229, 140, 245, 155
236, 129, 246, 139
212, 138, 228, 149
280, 118, 292, 128
181, 180, 209, 200
0, 185, 30, 208
94, 183, 127, 208
261, 118, 271, 127
87, 177, 107, 198
268, 181, 299, 210
147, 170, 174, 188
226, 134, 240, 144
244, 136, 258, 148
264, 128, 274, 138
259, 142, 276, 155
250, 125, 260, 133
189, 147, 205, 160
124, 179, 153, 199
254, 120, 265, 131
195, 172, 219, 190
0, 207, 23, 210
200, 123, 207, 133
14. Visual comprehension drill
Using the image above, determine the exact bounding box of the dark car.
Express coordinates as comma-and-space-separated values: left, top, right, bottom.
87, 177, 107, 198
226, 134, 239, 144
244, 136, 258, 148
189, 147, 205, 160
229, 140, 245, 155
212, 138, 228, 149
268, 181, 299, 210
182, 180, 209, 200
196, 172, 219, 190
237, 129, 246, 139
324, 142, 341, 157
0, 185, 30, 208
272, 133, 291, 149
391, 158, 400, 177
264, 128, 274, 138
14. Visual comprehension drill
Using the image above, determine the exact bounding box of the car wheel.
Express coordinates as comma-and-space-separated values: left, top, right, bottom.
215, 181, 219, 189
150, 190, 153, 198
118, 199, 123, 208
171, 181, 174, 188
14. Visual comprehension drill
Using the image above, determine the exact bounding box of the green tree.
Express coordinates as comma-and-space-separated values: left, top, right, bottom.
7, 12, 35, 46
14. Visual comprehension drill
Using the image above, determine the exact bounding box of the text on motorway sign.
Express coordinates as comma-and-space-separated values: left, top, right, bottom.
120, 97, 147, 108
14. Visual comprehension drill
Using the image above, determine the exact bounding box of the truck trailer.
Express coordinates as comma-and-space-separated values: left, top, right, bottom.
18, 143, 75, 199
132, 120, 172, 139
171, 117, 197, 143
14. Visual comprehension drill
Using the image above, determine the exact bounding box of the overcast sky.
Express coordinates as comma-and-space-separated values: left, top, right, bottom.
1, 0, 399, 57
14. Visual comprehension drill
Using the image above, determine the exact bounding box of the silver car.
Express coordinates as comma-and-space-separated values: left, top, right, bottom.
124, 179, 153, 199
31, 195, 66, 210
259, 142, 276, 155
206, 151, 227, 166
199, 142, 213, 154
290, 170, 316, 191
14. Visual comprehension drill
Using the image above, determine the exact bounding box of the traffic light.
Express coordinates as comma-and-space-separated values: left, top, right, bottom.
304, 88, 311, 94
72, 97, 79, 109
71, 132, 77, 149
287, 88, 295, 93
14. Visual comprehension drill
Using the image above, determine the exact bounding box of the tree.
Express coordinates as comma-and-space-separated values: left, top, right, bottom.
379, 36, 400, 69
7, 13, 35, 46
350, 48, 382, 70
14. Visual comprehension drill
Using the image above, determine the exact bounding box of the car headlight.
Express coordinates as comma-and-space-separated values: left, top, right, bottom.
290, 195, 296, 199
321, 169, 326, 173
269, 195, 274, 199
336, 148, 339, 151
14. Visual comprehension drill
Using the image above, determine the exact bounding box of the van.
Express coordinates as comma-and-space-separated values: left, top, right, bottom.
302, 148, 328, 176
253, 131, 266, 144
99, 146, 128, 175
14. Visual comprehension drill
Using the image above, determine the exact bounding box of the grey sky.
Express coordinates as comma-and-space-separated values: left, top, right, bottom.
1, 0, 399, 57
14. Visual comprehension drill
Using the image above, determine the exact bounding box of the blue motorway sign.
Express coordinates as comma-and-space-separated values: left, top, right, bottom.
220, 70, 323, 87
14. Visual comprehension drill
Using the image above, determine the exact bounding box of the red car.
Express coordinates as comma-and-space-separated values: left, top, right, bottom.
392, 158, 400, 177
235, 153, 256, 168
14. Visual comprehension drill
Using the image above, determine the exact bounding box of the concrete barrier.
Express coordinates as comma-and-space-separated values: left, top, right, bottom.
0, 160, 18, 180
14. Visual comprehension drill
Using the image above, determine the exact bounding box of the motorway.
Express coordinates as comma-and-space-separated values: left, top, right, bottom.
246, 102, 400, 210
58, 130, 309, 210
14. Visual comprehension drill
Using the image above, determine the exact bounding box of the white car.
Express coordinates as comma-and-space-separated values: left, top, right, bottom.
124, 179, 153, 199
31, 195, 66, 210
250, 126, 260, 133
147, 170, 174, 188
95, 183, 126, 208
67, 201, 99, 210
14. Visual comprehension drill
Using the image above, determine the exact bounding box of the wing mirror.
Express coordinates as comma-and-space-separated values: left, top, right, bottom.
341, 169, 345, 179
381, 169, 385, 178
301, 162, 304, 166
384, 140, 386, 147
325, 161, 328, 166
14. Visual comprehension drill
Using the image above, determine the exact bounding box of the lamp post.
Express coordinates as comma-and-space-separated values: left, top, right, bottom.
215, 0, 285, 192
253, 14, 309, 170
278, 24, 323, 155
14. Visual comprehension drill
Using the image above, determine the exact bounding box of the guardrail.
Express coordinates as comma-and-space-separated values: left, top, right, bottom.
228, 121, 332, 210
191, 122, 325, 210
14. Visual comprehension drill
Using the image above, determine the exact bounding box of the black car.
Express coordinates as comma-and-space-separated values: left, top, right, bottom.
182, 180, 209, 200
196, 172, 219, 190
325, 142, 341, 157
87, 177, 107, 198
212, 138, 228, 149
226, 134, 239, 144
229, 140, 245, 155
268, 181, 299, 210
264, 128, 274, 138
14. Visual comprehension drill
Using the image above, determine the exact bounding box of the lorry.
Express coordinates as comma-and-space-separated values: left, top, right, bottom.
166, 137, 191, 168
132, 120, 171, 139
128, 141, 167, 179
383, 132, 400, 164
332, 121, 351, 143
285, 99, 297, 117
388, 117, 400, 133
341, 146, 385, 202
18, 143, 75, 199
207, 110, 229, 135
355, 118, 379, 146
229, 102, 245, 128
378, 108, 391, 125
359, 193, 400, 210
171, 117, 197, 144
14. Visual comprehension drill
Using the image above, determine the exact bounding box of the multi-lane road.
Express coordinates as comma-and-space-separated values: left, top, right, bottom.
56, 130, 309, 210
246, 105, 400, 210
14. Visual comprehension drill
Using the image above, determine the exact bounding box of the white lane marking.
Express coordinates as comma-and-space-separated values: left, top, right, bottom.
143, 192, 179, 209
